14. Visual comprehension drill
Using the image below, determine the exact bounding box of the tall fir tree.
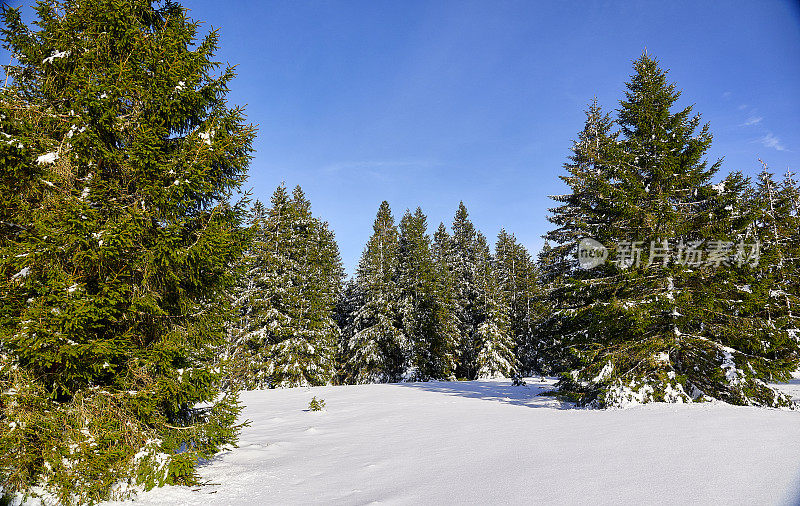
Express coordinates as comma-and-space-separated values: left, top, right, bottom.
533, 240, 573, 374
449, 202, 483, 379
431, 222, 459, 379
227, 191, 289, 388
344, 201, 404, 383
229, 186, 343, 389
333, 278, 359, 383
474, 234, 518, 379
494, 230, 542, 375
537, 100, 619, 376
0, 1, 254, 501
396, 208, 441, 380
778, 168, 800, 337
754, 164, 800, 323
543, 99, 619, 281
270, 186, 343, 387
546, 54, 798, 407
748, 164, 800, 373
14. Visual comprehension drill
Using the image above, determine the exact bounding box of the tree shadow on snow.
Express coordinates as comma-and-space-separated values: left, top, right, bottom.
396, 378, 577, 410
784, 469, 800, 506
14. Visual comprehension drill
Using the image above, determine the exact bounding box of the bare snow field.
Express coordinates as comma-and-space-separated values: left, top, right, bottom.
110, 377, 800, 506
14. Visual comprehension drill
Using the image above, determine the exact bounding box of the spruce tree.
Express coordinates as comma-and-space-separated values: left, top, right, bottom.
747, 164, 800, 375
333, 278, 359, 383
778, 169, 800, 338
533, 240, 573, 374
431, 222, 459, 379
681, 170, 799, 402
229, 186, 343, 389
269, 187, 342, 387
396, 208, 440, 380
227, 192, 289, 389
547, 54, 798, 407
543, 99, 618, 279
754, 164, 800, 325
474, 234, 518, 379
0, 1, 254, 501
345, 201, 404, 383
494, 230, 541, 375
537, 101, 619, 376
449, 202, 482, 379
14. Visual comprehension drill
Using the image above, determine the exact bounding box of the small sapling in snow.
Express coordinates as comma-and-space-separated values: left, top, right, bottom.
309, 396, 326, 411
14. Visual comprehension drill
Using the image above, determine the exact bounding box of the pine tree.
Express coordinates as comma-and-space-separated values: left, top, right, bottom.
431, 223, 459, 379
345, 201, 404, 383
494, 230, 541, 375
269, 186, 343, 387
547, 54, 798, 407
449, 202, 483, 379
475, 234, 518, 379
229, 186, 343, 389
0, 1, 254, 501
396, 208, 440, 380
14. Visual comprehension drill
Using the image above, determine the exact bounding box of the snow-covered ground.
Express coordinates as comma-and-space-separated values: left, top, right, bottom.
775, 369, 800, 403
111, 377, 800, 506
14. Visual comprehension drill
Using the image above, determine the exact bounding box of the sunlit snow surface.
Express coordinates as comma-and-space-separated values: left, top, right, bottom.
109, 377, 800, 505
777, 370, 800, 403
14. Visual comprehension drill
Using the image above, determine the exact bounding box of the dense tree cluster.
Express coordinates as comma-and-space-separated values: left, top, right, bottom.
337, 202, 540, 382
226, 185, 343, 389
229, 57, 799, 410
230, 197, 541, 386
1, 0, 798, 502
540, 54, 800, 407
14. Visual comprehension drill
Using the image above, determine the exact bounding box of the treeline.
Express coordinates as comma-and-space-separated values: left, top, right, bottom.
2, 0, 799, 502
228, 54, 800, 411
230, 194, 543, 387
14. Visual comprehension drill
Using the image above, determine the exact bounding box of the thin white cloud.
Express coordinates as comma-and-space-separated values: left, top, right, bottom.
759, 132, 786, 151
740, 116, 763, 126
721, 91, 732, 99
737, 104, 748, 111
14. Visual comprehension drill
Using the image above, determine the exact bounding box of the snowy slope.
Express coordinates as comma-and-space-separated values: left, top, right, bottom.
110, 378, 800, 506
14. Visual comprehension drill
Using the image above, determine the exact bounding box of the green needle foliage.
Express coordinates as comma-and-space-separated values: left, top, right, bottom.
228, 186, 344, 389
307, 396, 325, 412
0, 0, 254, 502
475, 233, 518, 379
397, 208, 455, 381
448, 202, 484, 379
494, 229, 542, 376
544, 53, 799, 407
343, 201, 404, 383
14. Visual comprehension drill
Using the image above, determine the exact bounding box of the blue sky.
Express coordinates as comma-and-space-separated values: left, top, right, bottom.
4, 1, 800, 273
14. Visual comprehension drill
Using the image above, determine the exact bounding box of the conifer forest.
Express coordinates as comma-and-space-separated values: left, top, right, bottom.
1, 1, 799, 504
